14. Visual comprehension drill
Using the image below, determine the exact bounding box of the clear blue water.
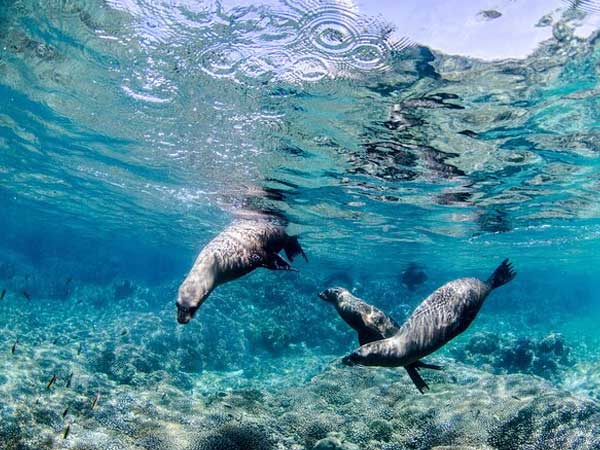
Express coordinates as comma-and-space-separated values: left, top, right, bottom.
1, 1, 600, 449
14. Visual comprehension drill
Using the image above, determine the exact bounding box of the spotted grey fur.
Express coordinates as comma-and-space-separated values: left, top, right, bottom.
319, 287, 400, 345
343, 260, 516, 390
320, 287, 443, 393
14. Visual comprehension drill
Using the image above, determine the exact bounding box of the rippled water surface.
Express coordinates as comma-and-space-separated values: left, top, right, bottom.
1, 1, 600, 449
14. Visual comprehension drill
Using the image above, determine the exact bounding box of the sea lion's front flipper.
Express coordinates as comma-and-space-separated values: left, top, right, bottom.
413, 361, 443, 371
405, 365, 429, 394
259, 253, 297, 271
357, 331, 380, 346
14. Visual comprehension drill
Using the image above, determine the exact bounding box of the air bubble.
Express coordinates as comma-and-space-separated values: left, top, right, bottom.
198, 45, 245, 78
349, 39, 387, 71
290, 56, 331, 82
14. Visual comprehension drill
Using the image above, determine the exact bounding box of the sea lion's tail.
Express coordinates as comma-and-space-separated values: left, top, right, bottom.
486, 259, 516, 289
284, 236, 307, 262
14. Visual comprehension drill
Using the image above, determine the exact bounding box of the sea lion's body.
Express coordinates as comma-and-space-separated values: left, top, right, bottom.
320, 287, 442, 393
346, 277, 491, 368
177, 219, 306, 324
343, 260, 516, 385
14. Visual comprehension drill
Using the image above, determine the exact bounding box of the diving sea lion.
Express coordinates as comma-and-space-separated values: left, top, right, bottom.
343, 259, 516, 390
319, 287, 442, 393
176, 218, 306, 324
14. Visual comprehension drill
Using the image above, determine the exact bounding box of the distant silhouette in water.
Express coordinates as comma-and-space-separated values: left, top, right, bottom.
176, 213, 306, 324
400, 262, 427, 291
319, 287, 442, 393
343, 260, 516, 393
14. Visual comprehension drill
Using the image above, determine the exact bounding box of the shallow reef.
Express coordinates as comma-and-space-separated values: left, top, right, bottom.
452, 332, 573, 381
1, 334, 600, 450
0, 264, 599, 450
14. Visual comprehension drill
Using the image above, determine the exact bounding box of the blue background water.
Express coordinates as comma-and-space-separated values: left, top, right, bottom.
1, 0, 600, 448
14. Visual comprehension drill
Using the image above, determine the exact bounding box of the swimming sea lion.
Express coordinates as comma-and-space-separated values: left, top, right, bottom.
176, 218, 306, 324
400, 262, 427, 291
342, 259, 516, 390
319, 287, 400, 345
319, 287, 442, 393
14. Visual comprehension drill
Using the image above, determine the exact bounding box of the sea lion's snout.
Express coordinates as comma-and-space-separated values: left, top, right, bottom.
342, 345, 375, 367
318, 289, 331, 301
176, 303, 198, 324
342, 353, 360, 366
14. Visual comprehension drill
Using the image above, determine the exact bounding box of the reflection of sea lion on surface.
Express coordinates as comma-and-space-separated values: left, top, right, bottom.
343, 260, 516, 393
319, 287, 442, 393
177, 215, 306, 324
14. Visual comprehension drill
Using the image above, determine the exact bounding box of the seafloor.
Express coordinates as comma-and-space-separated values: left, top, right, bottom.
1, 259, 600, 450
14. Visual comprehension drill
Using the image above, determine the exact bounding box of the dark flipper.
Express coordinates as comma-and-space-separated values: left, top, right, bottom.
284, 236, 307, 262
405, 365, 429, 394
357, 331, 382, 346
260, 253, 297, 271
413, 361, 443, 371
486, 258, 516, 289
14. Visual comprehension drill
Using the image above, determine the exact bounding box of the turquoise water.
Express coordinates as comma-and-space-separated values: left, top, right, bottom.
1, 0, 600, 448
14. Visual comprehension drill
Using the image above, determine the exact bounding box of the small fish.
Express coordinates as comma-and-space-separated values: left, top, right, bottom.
0, 289, 6, 300
52, 338, 58, 345
161, 393, 167, 400
77, 343, 82, 355
120, 329, 128, 336
47, 374, 57, 390
62, 407, 69, 418
91, 393, 100, 409
63, 424, 70, 439
65, 372, 73, 388
478, 9, 502, 20
22, 290, 31, 301
11, 340, 17, 354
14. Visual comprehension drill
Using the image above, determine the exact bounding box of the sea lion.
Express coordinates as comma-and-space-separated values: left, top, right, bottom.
400, 262, 427, 291
319, 287, 442, 393
319, 288, 401, 345
342, 259, 516, 390
177, 218, 306, 324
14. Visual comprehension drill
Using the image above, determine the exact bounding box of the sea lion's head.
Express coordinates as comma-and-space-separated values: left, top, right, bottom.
342, 342, 385, 367
176, 279, 212, 324
318, 287, 347, 304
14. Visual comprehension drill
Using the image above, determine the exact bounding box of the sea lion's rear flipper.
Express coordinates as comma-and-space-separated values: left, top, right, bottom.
413, 361, 443, 371
260, 253, 297, 271
284, 236, 307, 262
405, 365, 429, 394
486, 259, 516, 289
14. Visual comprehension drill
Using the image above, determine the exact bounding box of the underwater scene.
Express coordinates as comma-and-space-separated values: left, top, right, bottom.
2, 0, 600, 448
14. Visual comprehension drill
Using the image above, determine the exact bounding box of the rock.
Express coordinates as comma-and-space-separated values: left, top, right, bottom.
452, 332, 573, 381
313, 433, 359, 450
